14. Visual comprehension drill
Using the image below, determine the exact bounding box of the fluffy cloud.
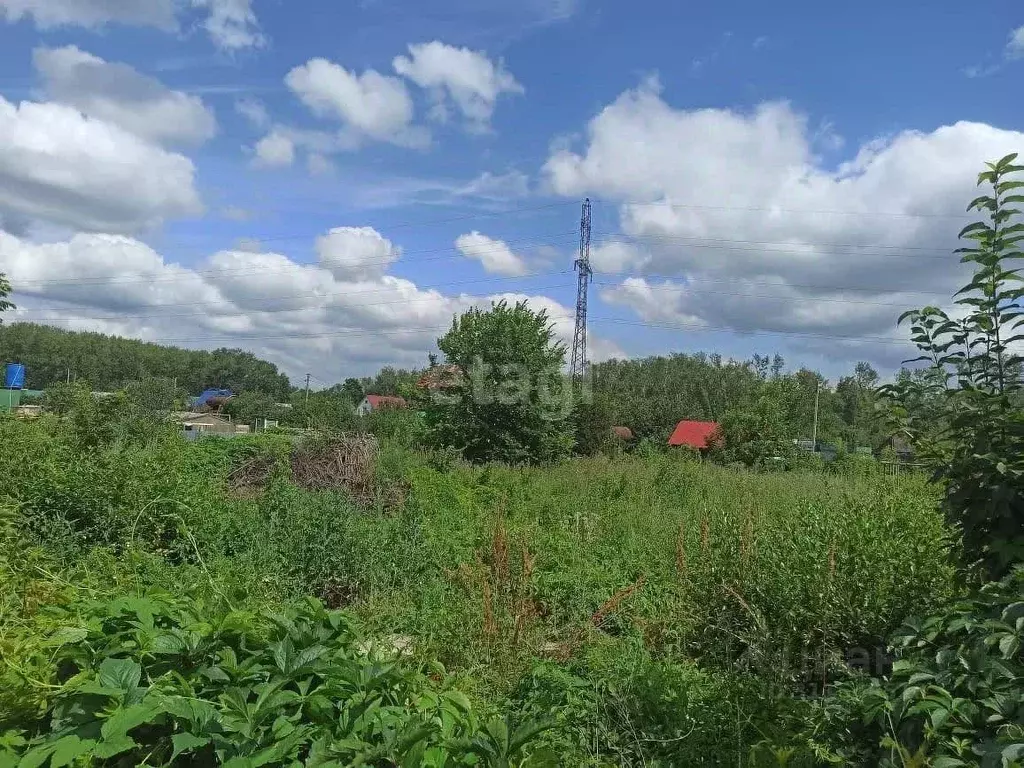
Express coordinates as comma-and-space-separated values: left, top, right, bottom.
191, 0, 264, 51
0, 226, 613, 380
393, 41, 523, 131
0, 95, 202, 232
315, 227, 400, 281
455, 232, 529, 276
544, 78, 1024, 363
0, 0, 264, 50
285, 58, 426, 148
33, 46, 217, 146
0, 0, 177, 29
252, 131, 295, 167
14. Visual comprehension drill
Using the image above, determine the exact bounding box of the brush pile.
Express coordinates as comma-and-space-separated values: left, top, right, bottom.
290, 434, 380, 503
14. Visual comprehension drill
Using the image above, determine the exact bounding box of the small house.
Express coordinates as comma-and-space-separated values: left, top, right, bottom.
356, 395, 408, 417
174, 411, 236, 440
668, 420, 721, 451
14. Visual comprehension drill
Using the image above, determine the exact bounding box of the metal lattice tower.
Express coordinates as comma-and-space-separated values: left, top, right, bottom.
570, 198, 592, 390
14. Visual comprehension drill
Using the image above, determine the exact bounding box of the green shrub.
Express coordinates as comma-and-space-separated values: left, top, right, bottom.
1, 593, 555, 767
815, 568, 1024, 766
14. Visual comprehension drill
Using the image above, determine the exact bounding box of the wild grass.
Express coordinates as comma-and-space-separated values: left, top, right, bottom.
0, 419, 957, 765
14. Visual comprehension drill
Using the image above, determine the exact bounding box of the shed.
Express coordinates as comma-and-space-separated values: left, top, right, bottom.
611, 426, 634, 441
173, 411, 236, 438
356, 395, 408, 417
668, 420, 720, 450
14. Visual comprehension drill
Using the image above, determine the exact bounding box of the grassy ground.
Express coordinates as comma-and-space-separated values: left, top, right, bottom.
0, 418, 957, 765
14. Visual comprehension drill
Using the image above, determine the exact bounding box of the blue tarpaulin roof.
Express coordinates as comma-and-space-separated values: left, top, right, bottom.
192, 389, 233, 407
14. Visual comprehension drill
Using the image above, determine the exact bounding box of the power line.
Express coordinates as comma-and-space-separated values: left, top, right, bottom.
7, 268, 955, 325
591, 280, 947, 310
7, 232, 579, 288
6, 271, 572, 319
593, 231, 969, 260
18, 311, 917, 350
590, 316, 911, 346
6, 279, 573, 324
597, 197, 977, 220
592, 269, 957, 297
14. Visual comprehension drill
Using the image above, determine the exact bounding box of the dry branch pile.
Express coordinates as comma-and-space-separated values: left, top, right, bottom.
290, 434, 380, 504
226, 434, 384, 505
227, 456, 277, 499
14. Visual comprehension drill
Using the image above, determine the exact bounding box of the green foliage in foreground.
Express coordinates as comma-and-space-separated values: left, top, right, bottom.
812, 568, 1024, 766
0, 401, 962, 764
882, 154, 1024, 578
2, 593, 554, 767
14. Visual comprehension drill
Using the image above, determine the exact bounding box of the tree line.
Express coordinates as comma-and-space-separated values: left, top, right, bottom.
0, 323, 292, 398
591, 352, 888, 452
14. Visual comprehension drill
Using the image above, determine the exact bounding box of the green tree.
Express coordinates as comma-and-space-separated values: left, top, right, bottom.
572, 393, 616, 456
422, 300, 574, 465
881, 153, 1024, 577
717, 379, 796, 468
124, 377, 183, 414
836, 362, 882, 449
0, 272, 13, 320
290, 390, 357, 432
224, 390, 283, 428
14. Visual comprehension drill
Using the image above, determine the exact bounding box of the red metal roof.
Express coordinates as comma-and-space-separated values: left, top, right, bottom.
668, 420, 720, 449
365, 395, 407, 409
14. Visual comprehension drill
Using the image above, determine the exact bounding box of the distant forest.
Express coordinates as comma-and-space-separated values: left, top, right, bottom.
0, 323, 292, 399
1, 322, 899, 450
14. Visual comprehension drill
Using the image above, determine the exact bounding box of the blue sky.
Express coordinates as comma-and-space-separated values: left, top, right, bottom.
0, 0, 1022, 383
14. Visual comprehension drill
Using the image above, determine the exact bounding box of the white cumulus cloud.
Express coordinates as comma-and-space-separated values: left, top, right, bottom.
543, 77, 1024, 365
393, 41, 523, 131
455, 231, 529, 276
315, 227, 400, 281
0, 225, 614, 380
252, 131, 295, 167
33, 45, 217, 147
285, 58, 426, 149
0, 95, 202, 233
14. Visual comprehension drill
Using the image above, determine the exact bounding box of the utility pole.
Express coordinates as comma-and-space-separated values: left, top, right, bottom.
304, 373, 311, 405
812, 380, 820, 451
570, 198, 592, 392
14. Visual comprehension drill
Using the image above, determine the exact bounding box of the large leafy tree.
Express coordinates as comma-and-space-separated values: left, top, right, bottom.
717, 378, 797, 467
422, 300, 574, 465
882, 153, 1024, 577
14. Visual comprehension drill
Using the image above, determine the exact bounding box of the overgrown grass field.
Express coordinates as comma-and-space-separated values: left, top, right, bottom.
0, 416, 956, 765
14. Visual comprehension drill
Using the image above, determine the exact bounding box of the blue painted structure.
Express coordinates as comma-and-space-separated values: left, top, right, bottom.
4, 363, 25, 390
192, 388, 233, 408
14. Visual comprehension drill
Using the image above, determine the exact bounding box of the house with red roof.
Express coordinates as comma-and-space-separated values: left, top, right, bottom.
668, 420, 721, 451
356, 394, 408, 417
